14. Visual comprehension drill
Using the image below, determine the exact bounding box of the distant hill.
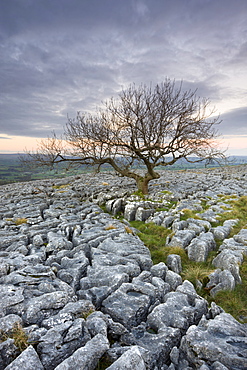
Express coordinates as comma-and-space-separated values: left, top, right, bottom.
0, 153, 246, 185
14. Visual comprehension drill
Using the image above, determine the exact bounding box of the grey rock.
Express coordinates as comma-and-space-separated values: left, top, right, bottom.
46, 232, 73, 253
57, 252, 89, 290
234, 228, 247, 244
167, 230, 195, 249
152, 276, 170, 302
0, 314, 22, 333
1, 169, 247, 370
212, 249, 243, 283
211, 224, 232, 241
86, 311, 108, 337
175, 199, 203, 212
219, 237, 247, 254
199, 209, 218, 223
187, 232, 216, 262
0, 285, 24, 316
211, 361, 229, 369
63, 318, 88, 342
170, 346, 180, 365
0, 338, 19, 369
106, 345, 146, 370
147, 288, 207, 333
4, 345, 44, 370
24, 290, 71, 325
180, 313, 247, 369
121, 323, 181, 368
0, 261, 10, 277
32, 234, 45, 247
41, 312, 74, 329
102, 282, 156, 329
187, 218, 211, 231
59, 300, 95, 319
37, 320, 91, 369
124, 203, 138, 221
172, 220, 188, 232
208, 302, 224, 319
165, 270, 182, 290
161, 215, 175, 228
54, 333, 109, 370
106, 198, 124, 216
207, 269, 236, 297
187, 221, 205, 235
135, 207, 153, 221
166, 254, 182, 274
150, 262, 168, 280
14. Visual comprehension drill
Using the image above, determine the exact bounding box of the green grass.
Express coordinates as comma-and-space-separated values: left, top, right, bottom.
180, 209, 200, 221
130, 196, 247, 322
209, 257, 247, 322
130, 221, 172, 264
215, 195, 247, 233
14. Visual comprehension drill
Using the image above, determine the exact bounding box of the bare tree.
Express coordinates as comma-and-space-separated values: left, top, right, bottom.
23, 79, 225, 194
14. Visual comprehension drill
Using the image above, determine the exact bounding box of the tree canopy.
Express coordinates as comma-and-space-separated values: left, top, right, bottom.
23, 79, 225, 193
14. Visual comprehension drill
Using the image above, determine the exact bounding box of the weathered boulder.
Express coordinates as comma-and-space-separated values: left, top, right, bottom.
106, 346, 146, 369
219, 237, 247, 253
212, 249, 243, 284
206, 269, 236, 296
37, 319, 91, 369
101, 281, 157, 329
120, 323, 181, 368
135, 207, 154, 221
0, 314, 22, 333
4, 345, 44, 370
105, 198, 124, 216
187, 232, 216, 262
124, 203, 138, 221
165, 270, 183, 290
180, 313, 247, 369
0, 285, 24, 316
167, 230, 196, 249
23, 290, 72, 325
54, 333, 109, 370
150, 262, 168, 280
0, 338, 19, 369
166, 254, 182, 274
234, 228, 247, 245
147, 281, 207, 333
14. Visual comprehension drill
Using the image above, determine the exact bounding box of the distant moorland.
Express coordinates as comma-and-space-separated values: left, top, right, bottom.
0, 153, 246, 185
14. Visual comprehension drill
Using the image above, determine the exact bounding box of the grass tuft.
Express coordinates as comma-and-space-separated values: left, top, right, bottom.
0, 322, 29, 352
130, 197, 247, 322
105, 225, 117, 230
15, 218, 28, 225
81, 308, 95, 319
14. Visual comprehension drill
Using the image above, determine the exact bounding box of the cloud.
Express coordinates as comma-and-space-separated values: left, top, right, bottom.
220, 107, 247, 135
0, 0, 246, 151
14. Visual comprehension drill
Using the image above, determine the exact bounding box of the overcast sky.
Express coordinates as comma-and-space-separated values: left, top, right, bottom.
0, 0, 247, 155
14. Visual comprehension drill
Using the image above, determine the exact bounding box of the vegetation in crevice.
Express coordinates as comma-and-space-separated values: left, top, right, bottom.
0, 322, 29, 352
130, 195, 247, 322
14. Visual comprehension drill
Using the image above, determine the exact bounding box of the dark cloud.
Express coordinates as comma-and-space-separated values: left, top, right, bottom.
220, 107, 247, 135
0, 0, 246, 149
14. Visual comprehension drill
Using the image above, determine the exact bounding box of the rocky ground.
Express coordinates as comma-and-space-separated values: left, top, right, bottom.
0, 166, 247, 370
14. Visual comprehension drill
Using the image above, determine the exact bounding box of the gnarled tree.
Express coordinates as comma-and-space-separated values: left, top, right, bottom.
23, 79, 225, 194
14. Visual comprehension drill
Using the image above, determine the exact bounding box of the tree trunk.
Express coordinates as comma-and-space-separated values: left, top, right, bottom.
136, 170, 160, 194
136, 177, 149, 194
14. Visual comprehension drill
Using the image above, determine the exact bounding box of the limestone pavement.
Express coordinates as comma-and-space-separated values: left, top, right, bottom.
0, 166, 247, 369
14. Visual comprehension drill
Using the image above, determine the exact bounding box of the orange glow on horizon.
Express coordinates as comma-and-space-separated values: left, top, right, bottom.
0, 134, 247, 156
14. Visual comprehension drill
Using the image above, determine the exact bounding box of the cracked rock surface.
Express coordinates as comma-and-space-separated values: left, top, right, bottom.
0, 167, 247, 369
